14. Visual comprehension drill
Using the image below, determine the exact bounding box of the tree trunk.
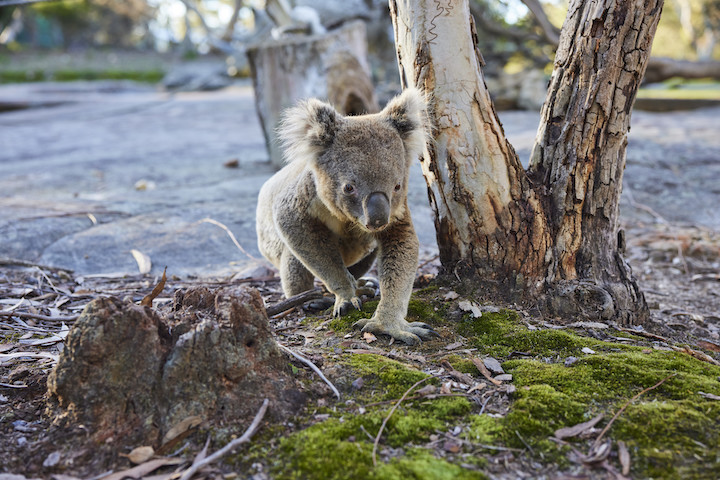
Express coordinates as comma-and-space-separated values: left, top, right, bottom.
247, 20, 378, 168
390, 0, 662, 324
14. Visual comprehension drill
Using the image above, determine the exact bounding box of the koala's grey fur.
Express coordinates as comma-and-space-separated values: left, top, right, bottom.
256, 88, 435, 345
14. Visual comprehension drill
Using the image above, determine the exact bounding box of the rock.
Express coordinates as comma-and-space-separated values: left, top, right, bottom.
495, 374, 513, 382
47, 286, 306, 445
483, 357, 505, 375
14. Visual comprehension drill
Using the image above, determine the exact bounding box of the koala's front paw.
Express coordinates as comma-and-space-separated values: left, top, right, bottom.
333, 295, 362, 317
354, 316, 438, 346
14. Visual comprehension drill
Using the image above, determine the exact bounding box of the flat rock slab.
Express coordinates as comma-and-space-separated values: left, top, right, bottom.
1, 81, 719, 278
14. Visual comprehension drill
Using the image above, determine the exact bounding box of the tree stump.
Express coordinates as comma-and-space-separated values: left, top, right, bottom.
247, 20, 379, 168
46, 286, 307, 445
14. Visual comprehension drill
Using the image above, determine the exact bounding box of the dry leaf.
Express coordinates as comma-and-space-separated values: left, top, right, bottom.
140, 268, 167, 307
162, 416, 202, 444
554, 413, 604, 440
444, 341, 463, 350
125, 446, 155, 464
699, 391, 720, 401
471, 357, 502, 386
458, 301, 482, 318
100, 457, 183, 480
130, 249, 152, 274
618, 440, 631, 476
443, 291, 459, 300
439, 381, 453, 395
697, 340, 720, 352
363, 332, 377, 344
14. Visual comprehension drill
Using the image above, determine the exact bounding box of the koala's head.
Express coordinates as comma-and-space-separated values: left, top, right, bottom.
280, 88, 428, 233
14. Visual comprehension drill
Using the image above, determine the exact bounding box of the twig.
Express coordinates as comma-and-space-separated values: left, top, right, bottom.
593, 373, 677, 448
199, 218, 257, 260
372, 376, 433, 467
266, 288, 323, 316
277, 343, 340, 399
178, 398, 269, 480
515, 430, 535, 456
618, 328, 669, 342
0, 311, 79, 323
0, 257, 73, 272
0, 382, 27, 388
417, 254, 439, 270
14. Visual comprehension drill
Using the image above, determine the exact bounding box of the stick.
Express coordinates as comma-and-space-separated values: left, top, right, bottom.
592, 373, 676, 448
199, 218, 257, 260
178, 399, 269, 480
277, 343, 340, 399
0, 311, 79, 323
266, 288, 323, 316
372, 376, 433, 466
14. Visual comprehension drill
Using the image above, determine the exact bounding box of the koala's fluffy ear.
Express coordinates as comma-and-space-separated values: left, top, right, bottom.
383, 88, 429, 161
279, 98, 341, 163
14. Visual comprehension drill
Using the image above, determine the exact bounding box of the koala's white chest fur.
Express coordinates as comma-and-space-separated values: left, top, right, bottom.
308, 197, 377, 268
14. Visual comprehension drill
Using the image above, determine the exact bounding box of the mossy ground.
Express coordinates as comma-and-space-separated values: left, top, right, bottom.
254, 290, 720, 479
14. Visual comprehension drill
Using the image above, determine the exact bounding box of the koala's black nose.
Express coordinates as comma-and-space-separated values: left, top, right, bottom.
365, 192, 390, 230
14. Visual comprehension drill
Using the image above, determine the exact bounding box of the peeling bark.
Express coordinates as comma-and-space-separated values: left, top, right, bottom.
391, 0, 661, 324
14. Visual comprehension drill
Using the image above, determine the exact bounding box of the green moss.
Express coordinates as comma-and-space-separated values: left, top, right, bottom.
376, 449, 487, 479
274, 397, 474, 480
463, 414, 503, 445
343, 353, 430, 399
614, 401, 720, 479
457, 310, 630, 357
0, 69, 165, 84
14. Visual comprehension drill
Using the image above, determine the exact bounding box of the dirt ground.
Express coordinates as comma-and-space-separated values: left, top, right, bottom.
1, 219, 718, 478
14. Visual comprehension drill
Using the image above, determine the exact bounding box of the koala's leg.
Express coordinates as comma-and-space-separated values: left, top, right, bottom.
280, 248, 315, 297
354, 217, 436, 345
276, 213, 361, 316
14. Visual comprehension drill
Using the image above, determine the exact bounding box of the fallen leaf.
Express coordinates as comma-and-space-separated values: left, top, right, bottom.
415, 384, 436, 396
554, 413, 605, 440
363, 332, 377, 344
618, 440, 630, 476
140, 268, 167, 307
443, 291, 459, 300
698, 391, 720, 401
458, 301, 482, 318
125, 446, 155, 465
696, 340, 720, 353
162, 416, 202, 444
442, 439, 461, 453
444, 341, 463, 350
494, 374, 513, 382
471, 357, 502, 386
43, 451, 61, 467
440, 381, 453, 394
568, 321, 609, 329
131, 249, 152, 275
100, 458, 183, 480
224, 158, 240, 168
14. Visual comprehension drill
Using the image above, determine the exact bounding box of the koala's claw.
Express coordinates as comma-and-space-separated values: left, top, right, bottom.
353, 318, 437, 345
333, 296, 362, 317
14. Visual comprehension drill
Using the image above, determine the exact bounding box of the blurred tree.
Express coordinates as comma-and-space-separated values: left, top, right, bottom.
391, 0, 662, 324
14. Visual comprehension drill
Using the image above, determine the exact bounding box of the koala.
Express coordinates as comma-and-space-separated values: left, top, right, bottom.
256, 88, 435, 345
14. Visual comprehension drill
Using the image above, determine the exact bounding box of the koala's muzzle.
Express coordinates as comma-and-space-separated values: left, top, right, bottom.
364, 192, 390, 231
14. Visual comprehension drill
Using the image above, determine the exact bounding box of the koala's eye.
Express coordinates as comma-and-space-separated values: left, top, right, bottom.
394, 183, 402, 192
343, 184, 356, 195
